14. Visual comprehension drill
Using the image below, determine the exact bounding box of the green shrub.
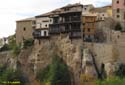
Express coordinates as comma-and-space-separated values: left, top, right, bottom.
0, 44, 10, 52
0, 68, 29, 85
23, 39, 34, 48
12, 45, 21, 56
36, 55, 71, 85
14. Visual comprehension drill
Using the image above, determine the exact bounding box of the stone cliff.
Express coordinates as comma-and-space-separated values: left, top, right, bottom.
0, 34, 123, 85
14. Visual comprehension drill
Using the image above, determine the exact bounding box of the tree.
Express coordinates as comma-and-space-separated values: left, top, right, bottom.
36, 55, 71, 85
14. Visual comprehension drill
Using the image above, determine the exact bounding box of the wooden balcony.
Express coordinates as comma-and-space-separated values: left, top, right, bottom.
60, 28, 70, 33
71, 28, 81, 32
60, 17, 81, 24
49, 28, 60, 34
34, 35, 50, 39
69, 32, 82, 38
33, 30, 50, 39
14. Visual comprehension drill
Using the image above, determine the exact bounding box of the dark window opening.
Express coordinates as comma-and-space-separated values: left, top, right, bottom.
44, 31, 47, 36
45, 24, 47, 27
84, 8, 87, 10
117, 15, 120, 18
23, 27, 26, 31
43, 20, 49, 22
117, 0, 119, 4
88, 28, 90, 32
117, 8, 120, 13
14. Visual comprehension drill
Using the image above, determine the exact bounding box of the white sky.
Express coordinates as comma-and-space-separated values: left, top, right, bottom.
0, 0, 111, 38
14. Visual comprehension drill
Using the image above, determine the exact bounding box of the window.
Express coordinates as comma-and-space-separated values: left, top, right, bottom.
117, 15, 120, 18
23, 27, 26, 31
117, 0, 119, 4
45, 24, 47, 27
84, 8, 87, 10
117, 8, 120, 13
44, 31, 47, 36
43, 20, 49, 22
88, 28, 90, 32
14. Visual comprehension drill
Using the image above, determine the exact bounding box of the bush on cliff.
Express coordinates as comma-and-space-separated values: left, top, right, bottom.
36, 55, 71, 85
23, 39, 34, 49
12, 45, 21, 56
0, 67, 29, 85
0, 44, 10, 52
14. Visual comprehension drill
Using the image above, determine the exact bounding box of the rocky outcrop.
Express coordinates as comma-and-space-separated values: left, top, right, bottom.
1, 34, 122, 85
0, 51, 17, 70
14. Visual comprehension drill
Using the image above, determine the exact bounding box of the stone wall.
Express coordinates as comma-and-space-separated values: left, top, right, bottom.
16, 21, 34, 45
112, 32, 125, 64
84, 42, 114, 69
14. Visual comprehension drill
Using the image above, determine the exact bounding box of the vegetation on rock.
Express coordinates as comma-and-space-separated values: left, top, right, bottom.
36, 55, 71, 85
0, 64, 29, 85
23, 39, 34, 49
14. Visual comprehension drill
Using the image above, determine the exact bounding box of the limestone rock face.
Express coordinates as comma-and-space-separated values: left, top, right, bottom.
105, 62, 118, 77
22, 36, 83, 83
82, 48, 97, 78
50, 36, 82, 84
0, 51, 17, 70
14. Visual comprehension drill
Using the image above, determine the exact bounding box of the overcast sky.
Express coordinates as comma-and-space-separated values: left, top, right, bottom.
0, 0, 111, 38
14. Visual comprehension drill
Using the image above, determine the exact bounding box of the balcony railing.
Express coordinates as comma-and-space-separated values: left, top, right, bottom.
71, 17, 81, 21
60, 17, 81, 24
33, 30, 49, 39
49, 27, 60, 34
69, 32, 81, 38
60, 27, 70, 33
71, 28, 81, 32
